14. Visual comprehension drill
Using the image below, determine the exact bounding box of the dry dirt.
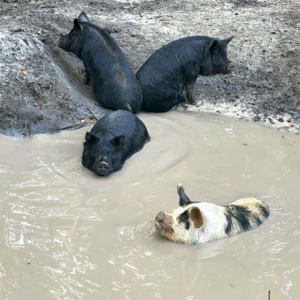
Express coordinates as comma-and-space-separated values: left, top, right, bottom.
0, 0, 299, 136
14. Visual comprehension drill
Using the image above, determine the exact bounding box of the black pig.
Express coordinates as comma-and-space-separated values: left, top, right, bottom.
58, 12, 143, 113
82, 110, 150, 176
136, 36, 233, 112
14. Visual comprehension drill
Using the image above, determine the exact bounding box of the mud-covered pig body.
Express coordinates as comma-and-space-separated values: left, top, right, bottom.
136, 36, 233, 112
58, 12, 143, 113
155, 184, 270, 244
82, 110, 150, 176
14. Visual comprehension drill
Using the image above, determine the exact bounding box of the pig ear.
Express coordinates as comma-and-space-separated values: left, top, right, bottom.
85, 132, 99, 143
177, 184, 192, 207
190, 207, 204, 228
78, 12, 89, 23
110, 135, 125, 151
209, 40, 219, 52
73, 19, 83, 33
222, 36, 234, 45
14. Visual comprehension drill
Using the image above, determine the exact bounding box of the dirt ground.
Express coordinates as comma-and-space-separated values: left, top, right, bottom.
0, 0, 299, 136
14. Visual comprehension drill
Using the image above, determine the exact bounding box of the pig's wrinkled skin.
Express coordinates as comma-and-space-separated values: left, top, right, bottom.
58, 12, 143, 113
136, 36, 233, 113
82, 110, 150, 176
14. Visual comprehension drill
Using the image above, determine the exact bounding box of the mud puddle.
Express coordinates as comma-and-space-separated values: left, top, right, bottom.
0, 112, 299, 300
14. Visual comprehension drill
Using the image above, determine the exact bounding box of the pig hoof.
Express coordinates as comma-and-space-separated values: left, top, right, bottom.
188, 100, 197, 106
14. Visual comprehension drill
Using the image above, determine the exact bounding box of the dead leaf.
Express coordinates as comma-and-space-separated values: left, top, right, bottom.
22, 70, 28, 76
204, 18, 209, 20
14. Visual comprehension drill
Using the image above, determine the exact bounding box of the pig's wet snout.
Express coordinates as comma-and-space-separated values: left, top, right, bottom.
227, 63, 234, 73
155, 211, 165, 228
96, 161, 110, 176
156, 211, 165, 222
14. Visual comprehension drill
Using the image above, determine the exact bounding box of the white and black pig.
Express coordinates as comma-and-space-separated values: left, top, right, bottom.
58, 12, 143, 113
82, 110, 150, 176
155, 184, 270, 244
136, 36, 233, 112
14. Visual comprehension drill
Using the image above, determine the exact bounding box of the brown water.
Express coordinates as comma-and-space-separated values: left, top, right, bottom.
0, 111, 299, 300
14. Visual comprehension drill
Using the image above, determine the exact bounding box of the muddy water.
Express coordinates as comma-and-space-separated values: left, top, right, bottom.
0, 111, 299, 300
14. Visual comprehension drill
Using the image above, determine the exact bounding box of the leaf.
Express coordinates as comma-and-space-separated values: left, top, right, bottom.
22, 70, 28, 76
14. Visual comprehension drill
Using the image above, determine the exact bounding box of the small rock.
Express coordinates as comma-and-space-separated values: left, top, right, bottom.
253, 115, 261, 122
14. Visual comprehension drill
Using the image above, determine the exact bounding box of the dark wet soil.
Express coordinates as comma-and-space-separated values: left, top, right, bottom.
0, 0, 299, 136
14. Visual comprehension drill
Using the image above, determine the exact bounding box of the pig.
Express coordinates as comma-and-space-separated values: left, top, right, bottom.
82, 110, 150, 176
155, 184, 270, 244
58, 12, 143, 113
136, 36, 233, 112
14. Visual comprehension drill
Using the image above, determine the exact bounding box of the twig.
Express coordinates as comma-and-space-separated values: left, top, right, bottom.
87, 108, 99, 121
0, 119, 13, 122
24, 118, 28, 131
268, 290, 270, 300
16, 76, 24, 84
26, 76, 43, 85
58, 123, 85, 131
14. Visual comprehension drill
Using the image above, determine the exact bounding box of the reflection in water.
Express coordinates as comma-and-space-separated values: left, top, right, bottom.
0, 111, 299, 300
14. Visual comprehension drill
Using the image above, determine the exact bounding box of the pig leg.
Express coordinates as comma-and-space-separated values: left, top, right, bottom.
85, 68, 91, 86
160, 95, 185, 112
185, 76, 197, 105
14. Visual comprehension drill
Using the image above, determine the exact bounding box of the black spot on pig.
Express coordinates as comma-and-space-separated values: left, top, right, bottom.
136, 36, 233, 112
58, 12, 143, 113
82, 110, 150, 176
177, 210, 190, 230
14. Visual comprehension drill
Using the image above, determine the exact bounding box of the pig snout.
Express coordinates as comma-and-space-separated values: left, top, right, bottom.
156, 211, 165, 222
226, 61, 234, 73
155, 211, 166, 228
95, 160, 110, 176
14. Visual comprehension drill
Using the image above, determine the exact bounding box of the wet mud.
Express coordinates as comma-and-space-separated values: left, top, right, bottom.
0, 112, 299, 299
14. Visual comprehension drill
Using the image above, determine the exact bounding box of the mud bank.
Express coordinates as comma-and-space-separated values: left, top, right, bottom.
0, 0, 299, 136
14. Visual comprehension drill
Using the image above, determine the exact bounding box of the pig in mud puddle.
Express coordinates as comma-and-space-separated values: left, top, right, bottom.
155, 184, 270, 244
136, 36, 233, 112
82, 110, 150, 176
58, 12, 143, 113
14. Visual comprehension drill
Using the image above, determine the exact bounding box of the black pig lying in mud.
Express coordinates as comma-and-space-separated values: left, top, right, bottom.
58, 12, 143, 113
155, 184, 270, 244
82, 110, 150, 176
136, 36, 233, 112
